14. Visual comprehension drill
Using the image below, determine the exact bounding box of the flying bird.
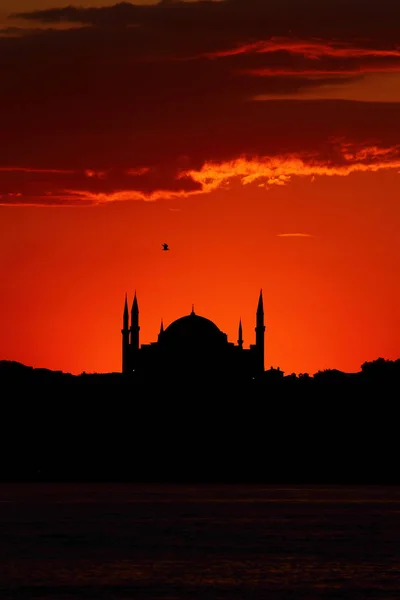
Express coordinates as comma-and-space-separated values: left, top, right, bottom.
162, 243, 170, 251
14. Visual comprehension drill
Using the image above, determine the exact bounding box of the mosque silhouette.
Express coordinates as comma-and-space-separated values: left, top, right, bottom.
122, 291, 265, 379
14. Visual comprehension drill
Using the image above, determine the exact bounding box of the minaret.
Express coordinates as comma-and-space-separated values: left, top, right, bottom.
130, 291, 140, 370
121, 294, 129, 374
238, 318, 243, 349
158, 318, 164, 341
255, 289, 265, 373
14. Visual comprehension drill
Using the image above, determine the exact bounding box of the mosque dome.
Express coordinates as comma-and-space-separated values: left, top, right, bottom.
160, 309, 227, 348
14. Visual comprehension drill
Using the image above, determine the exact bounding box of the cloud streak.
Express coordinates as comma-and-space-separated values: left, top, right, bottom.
277, 233, 312, 237
205, 38, 400, 60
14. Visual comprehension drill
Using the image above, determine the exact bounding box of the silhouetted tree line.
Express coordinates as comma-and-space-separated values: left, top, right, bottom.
2, 356, 400, 385
1, 358, 399, 484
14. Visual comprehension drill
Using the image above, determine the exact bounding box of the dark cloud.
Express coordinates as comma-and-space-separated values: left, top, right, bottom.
11, 0, 400, 46
0, 166, 202, 205
1, 0, 400, 205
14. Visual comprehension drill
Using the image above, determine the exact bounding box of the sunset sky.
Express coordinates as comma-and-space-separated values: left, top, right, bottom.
1, 0, 400, 376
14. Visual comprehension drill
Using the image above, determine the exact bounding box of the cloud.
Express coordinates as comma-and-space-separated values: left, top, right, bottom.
2, 141, 400, 206
277, 233, 313, 237
0, 165, 201, 206
11, 1, 400, 44
2, 1, 400, 205
205, 38, 400, 62
253, 73, 400, 103
183, 143, 400, 193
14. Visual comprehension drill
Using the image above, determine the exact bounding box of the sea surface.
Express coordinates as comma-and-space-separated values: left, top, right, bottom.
0, 483, 399, 599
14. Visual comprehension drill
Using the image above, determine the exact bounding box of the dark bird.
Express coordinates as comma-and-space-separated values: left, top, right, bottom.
162, 243, 170, 251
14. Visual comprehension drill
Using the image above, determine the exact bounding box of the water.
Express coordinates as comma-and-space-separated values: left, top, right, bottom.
1, 483, 399, 599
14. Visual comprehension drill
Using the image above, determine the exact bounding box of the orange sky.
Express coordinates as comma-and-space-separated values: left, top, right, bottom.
1, 0, 400, 375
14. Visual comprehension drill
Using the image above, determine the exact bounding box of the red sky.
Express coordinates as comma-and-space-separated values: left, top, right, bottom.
1, 0, 400, 376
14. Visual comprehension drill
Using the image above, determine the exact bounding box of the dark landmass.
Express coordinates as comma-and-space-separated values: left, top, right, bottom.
1, 357, 399, 485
